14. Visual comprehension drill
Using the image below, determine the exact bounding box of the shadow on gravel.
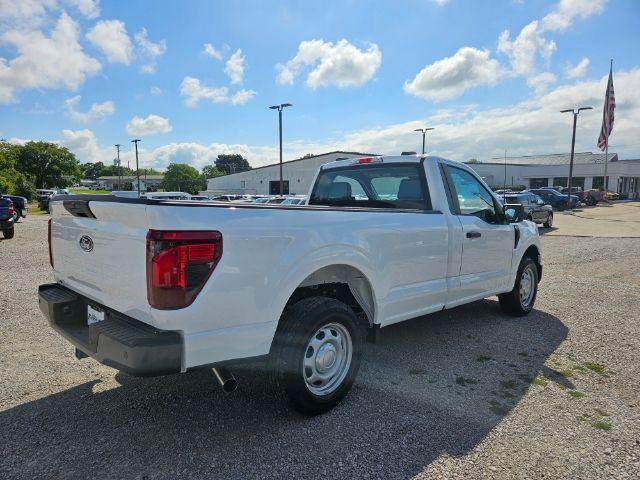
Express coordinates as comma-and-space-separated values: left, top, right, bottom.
0, 299, 567, 479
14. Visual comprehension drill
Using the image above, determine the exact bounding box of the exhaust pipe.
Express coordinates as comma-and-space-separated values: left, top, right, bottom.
213, 367, 238, 393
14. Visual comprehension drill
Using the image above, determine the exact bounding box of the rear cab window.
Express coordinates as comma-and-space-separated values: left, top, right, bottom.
309, 163, 431, 210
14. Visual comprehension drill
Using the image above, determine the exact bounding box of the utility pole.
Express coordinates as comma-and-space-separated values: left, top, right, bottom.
560, 107, 593, 211
269, 103, 292, 195
413, 127, 435, 155
131, 139, 141, 196
114, 144, 122, 191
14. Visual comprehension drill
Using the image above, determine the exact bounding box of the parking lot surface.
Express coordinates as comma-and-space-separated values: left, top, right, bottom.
1, 210, 639, 479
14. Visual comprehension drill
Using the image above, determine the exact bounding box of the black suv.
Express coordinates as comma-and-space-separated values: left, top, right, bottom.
0, 196, 16, 239
502, 192, 554, 227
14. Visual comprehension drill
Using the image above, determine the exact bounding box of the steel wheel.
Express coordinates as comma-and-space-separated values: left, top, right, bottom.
519, 266, 535, 308
546, 213, 553, 227
303, 322, 353, 396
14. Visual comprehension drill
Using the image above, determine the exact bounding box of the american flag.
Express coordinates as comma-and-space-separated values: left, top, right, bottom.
597, 66, 615, 151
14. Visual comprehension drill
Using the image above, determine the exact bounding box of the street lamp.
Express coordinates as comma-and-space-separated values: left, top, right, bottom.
131, 139, 142, 196
560, 107, 592, 211
269, 103, 292, 195
413, 127, 434, 155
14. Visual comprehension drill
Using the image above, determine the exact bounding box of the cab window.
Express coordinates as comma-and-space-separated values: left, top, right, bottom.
444, 165, 499, 223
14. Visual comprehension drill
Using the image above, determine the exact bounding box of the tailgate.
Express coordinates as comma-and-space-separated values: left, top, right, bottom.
50, 198, 151, 318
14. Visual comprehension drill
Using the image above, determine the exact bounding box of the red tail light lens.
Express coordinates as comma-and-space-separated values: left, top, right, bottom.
146, 230, 222, 309
48, 218, 54, 268
7, 201, 14, 217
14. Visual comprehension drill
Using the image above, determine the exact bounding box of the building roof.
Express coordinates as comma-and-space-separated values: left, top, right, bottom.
219, 151, 378, 177
484, 152, 618, 166
98, 175, 164, 181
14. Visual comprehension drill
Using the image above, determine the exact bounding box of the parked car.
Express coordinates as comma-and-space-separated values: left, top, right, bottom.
189, 195, 212, 201
38, 189, 70, 212
0, 197, 15, 239
41, 155, 542, 415
1, 194, 28, 222
605, 190, 620, 201
502, 193, 553, 227
281, 196, 307, 205
528, 188, 579, 210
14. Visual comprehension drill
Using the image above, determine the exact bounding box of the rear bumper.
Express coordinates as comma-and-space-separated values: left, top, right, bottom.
38, 283, 182, 376
1, 218, 14, 229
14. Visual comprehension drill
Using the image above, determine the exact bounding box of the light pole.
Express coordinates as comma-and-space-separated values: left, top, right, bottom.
560, 107, 593, 210
131, 139, 141, 196
269, 103, 292, 195
504, 148, 507, 191
413, 127, 434, 155
114, 144, 122, 190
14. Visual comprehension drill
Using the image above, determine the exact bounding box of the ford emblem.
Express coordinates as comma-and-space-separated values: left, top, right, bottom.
79, 235, 94, 252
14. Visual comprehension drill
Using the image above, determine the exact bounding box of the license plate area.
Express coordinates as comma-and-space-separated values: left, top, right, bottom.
87, 304, 105, 326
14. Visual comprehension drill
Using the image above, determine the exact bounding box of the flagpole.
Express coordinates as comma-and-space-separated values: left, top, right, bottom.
603, 59, 612, 196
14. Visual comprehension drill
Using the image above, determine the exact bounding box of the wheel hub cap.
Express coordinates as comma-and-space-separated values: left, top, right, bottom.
303, 322, 353, 396
519, 267, 535, 307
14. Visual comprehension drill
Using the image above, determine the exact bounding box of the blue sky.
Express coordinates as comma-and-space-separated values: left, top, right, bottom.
1, 0, 639, 170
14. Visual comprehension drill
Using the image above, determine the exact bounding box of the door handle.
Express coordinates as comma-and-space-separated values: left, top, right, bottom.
466, 231, 482, 239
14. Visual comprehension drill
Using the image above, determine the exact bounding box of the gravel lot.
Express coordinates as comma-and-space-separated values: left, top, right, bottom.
1, 211, 639, 479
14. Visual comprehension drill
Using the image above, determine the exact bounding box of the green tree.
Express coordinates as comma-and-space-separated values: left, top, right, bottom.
215, 154, 251, 175
161, 163, 205, 194
100, 165, 135, 176
80, 161, 105, 179
0, 141, 20, 194
202, 165, 224, 179
14, 173, 37, 200
16, 141, 81, 188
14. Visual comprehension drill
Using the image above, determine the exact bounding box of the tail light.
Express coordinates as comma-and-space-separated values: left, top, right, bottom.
146, 230, 223, 309
355, 157, 382, 164
7, 201, 14, 217
47, 218, 54, 268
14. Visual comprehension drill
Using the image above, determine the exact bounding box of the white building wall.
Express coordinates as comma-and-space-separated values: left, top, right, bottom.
206, 152, 363, 195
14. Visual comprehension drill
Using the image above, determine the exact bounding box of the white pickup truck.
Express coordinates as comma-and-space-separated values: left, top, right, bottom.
39, 155, 542, 415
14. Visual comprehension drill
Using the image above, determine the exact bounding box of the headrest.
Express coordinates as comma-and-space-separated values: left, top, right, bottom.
398, 178, 422, 200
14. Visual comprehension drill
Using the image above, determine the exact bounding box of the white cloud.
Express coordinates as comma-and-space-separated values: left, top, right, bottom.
0, 0, 56, 27
541, 0, 606, 31
60, 128, 108, 163
180, 76, 256, 107
565, 57, 590, 79
497, 21, 556, 76
203, 43, 223, 60
126, 114, 172, 136
86, 19, 133, 64
64, 0, 100, 18
64, 95, 114, 123
225, 48, 245, 84
150, 85, 162, 95
135, 27, 166, 74
0, 12, 101, 103
276, 39, 381, 89
404, 47, 501, 101
526, 72, 557, 94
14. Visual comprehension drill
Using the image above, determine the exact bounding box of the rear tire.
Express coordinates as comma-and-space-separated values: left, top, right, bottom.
270, 296, 364, 416
2, 227, 14, 239
543, 212, 553, 228
499, 257, 538, 316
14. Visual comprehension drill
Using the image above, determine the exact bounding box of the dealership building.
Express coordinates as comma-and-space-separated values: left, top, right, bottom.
205, 151, 640, 199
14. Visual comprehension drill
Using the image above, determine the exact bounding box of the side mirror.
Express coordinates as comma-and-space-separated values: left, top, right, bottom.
503, 203, 525, 223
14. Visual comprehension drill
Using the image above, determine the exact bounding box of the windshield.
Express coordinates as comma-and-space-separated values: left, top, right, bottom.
309, 164, 429, 209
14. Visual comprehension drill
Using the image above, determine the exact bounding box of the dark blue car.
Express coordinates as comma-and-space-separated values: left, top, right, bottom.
527, 188, 580, 211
